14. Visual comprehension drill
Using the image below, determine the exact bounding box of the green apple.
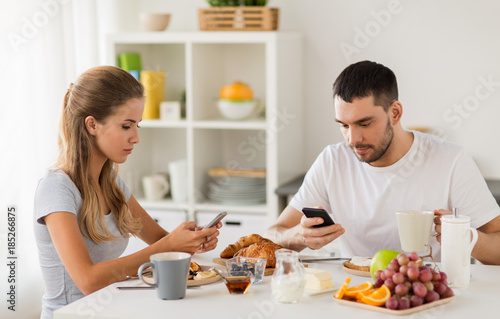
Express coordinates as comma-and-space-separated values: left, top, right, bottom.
370, 249, 400, 280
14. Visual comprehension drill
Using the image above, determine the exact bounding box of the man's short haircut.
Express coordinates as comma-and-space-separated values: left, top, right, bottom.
333, 60, 398, 111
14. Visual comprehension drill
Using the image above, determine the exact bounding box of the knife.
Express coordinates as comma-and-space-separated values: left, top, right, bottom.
117, 286, 155, 290
117, 285, 201, 290
300, 257, 352, 262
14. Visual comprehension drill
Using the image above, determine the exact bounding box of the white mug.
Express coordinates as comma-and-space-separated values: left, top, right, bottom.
441, 215, 478, 288
142, 174, 169, 201
396, 210, 435, 253
168, 159, 188, 203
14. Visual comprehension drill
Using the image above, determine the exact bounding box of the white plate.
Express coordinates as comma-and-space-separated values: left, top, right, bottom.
208, 185, 264, 191
335, 295, 455, 315
139, 265, 222, 287
213, 176, 265, 183
342, 261, 371, 277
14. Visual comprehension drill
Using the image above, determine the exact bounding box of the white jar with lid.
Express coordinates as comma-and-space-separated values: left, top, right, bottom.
441, 215, 478, 288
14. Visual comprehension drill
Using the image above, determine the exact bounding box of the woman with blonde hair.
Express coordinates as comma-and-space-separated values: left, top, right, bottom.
34, 65, 221, 318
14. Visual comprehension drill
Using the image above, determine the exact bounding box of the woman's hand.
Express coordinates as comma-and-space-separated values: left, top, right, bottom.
159, 221, 221, 254
195, 222, 222, 253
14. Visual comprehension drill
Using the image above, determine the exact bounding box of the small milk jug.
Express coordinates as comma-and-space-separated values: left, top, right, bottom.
441, 215, 478, 288
271, 249, 306, 303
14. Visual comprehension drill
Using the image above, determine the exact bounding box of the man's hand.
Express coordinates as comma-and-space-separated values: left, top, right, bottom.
434, 209, 500, 265
299, 215, 345, 250
433, 209, 452, 244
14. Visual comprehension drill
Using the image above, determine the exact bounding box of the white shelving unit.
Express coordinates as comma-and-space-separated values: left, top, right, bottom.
106, 31, 303, 230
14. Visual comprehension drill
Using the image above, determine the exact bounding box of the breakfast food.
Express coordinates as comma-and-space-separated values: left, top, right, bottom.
220, 234, 272, 258
304, 268, 333, 291
188, 261, 202, 279
194, 269, 218, 280
226, 256, 266, 283
235, 241, 283, 268
370, 249, 400, 279
220, 234, 283, 268
335, 252, 454, 310
373, 252, 453, 310
190, 261, 201, 272
344, 256, 371, 272
188, 262, 219, 281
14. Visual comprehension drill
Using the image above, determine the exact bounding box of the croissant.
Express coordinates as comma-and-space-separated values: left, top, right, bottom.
220, 234, 272, 258
235, 241, 283, 268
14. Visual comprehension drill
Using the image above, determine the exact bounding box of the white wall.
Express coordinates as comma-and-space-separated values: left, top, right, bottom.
135, 0, 500, 178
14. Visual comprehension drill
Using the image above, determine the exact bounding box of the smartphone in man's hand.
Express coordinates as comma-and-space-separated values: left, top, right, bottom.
302, 207, 335, 228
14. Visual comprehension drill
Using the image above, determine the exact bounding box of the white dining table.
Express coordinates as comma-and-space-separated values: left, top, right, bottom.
54, 252, 500, 319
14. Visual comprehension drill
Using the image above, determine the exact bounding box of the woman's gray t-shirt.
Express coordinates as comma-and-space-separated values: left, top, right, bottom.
34, 168, 131, 319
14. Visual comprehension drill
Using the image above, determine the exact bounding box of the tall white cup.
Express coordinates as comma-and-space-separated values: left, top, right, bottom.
168, 159, 188, 203
396, 210, 435, 253
441, 215, 478, 288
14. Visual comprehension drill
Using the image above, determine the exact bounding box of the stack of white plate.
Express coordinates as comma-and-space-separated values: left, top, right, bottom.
206, 176, 266, 205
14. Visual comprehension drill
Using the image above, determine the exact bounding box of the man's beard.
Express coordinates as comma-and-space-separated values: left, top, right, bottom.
350, 119, 394, 164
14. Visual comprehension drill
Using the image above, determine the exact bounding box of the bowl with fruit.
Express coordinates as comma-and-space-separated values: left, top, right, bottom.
217, 81, 257, 120
226, 256, 266, 284
334, 251, 455, 314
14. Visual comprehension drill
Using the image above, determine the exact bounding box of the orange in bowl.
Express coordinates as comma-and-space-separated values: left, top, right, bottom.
220, 81, 253, 101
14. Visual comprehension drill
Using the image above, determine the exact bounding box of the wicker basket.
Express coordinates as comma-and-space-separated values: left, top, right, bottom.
198, 7, 279, 31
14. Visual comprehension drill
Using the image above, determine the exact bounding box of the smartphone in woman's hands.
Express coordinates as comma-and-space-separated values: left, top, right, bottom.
202, 212, 227, 229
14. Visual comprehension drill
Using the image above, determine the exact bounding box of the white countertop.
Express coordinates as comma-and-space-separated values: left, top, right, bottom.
54, 253, 500, 318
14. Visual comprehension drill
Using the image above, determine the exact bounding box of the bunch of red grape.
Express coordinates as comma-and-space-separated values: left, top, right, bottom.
373, 252, 454, 310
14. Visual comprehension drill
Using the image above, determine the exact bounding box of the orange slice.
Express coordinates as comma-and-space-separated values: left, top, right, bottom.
357, 287, 376, 298
360, 284, 391, 306
344, 281, 373, 299
334, 276, 351, 299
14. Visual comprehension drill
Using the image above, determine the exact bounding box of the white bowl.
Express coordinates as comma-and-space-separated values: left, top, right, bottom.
139, 13, 171, 31
218, 100, 256, 120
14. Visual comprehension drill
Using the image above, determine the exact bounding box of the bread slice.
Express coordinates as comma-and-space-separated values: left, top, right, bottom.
344, 256, 371, 272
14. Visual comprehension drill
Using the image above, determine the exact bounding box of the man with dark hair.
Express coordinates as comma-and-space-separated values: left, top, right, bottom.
265, 61, 500, 264
333, 60, 398, 111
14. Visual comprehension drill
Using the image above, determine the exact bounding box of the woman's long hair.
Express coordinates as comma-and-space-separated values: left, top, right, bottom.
57, 65, 143, 243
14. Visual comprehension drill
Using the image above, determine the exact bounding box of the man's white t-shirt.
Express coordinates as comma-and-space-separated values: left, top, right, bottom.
289, 131, 500, 259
